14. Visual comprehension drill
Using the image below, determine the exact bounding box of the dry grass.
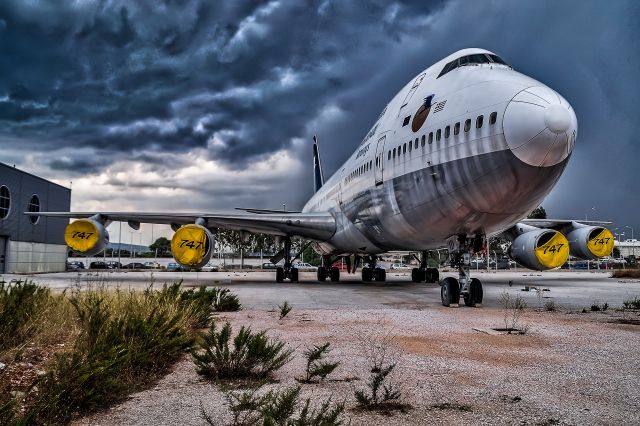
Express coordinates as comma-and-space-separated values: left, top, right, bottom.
611, 269, 640, 279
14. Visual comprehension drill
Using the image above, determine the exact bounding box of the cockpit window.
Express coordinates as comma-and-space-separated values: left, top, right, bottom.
437, 53, 510, 78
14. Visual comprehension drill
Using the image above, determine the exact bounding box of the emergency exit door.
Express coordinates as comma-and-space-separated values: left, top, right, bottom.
374, 136, 386, 185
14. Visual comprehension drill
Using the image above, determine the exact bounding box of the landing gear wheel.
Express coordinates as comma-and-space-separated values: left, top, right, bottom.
463, 278, 483, 306
411, 268, 425, 283
291, 268, 299, 283
362, 267, 373, 282
276, 267, 284, 283
425, 268, 439, 283
317, 266, 327, 282
330, 266, 340, 282
440, 277, 460, 307
375, 267, 386, 282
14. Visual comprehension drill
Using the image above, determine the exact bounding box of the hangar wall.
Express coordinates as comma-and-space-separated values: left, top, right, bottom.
0, 163, 71, 274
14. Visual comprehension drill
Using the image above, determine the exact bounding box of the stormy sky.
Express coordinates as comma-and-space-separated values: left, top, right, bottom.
0, 0, 638, 245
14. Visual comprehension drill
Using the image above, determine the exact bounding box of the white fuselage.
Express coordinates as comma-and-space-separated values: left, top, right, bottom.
302, 48, 577, 255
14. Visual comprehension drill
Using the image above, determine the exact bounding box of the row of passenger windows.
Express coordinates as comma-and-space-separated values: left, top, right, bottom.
0, 185, 41, 224
387, 111, 498, 161
345, 160, 374, 184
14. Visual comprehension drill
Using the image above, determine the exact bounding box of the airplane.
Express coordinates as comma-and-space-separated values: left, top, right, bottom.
32, 48, 614, 307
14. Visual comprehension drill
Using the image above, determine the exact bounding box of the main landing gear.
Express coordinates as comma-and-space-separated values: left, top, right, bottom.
440, 235, 484, 307
360, 255, 386, 282
316, 255, 340, 282
411, 250, 439, 283
275, 236, 298, 283
316, 255, 386, 283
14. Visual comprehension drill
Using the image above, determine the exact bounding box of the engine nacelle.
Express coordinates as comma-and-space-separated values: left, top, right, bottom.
64, 219, 109, 256
171, 224, 214, 269
566, 226, 614, 260
508, 229, 569, 270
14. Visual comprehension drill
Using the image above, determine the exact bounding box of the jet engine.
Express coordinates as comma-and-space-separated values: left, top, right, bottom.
171, 224, 213, 269
508, 228, 569, 270
566, 225, 614, 260
64, 219, 109, 256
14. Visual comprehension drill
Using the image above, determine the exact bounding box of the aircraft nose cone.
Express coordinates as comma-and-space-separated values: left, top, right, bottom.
544, 104, 572, 134
503, 86, 577, 167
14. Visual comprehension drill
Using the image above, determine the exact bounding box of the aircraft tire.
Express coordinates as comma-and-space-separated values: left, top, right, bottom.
375, 267, 386, 282
317, 266, 327, 282
291, 268, 299, 283
470, 278, 483, 304
362, 267, 373, 282
330, 266, 340, 282
440, 277, 459, 307
411, 268, 421, 283
426, 268, 439, 283
276, 267, 284, 283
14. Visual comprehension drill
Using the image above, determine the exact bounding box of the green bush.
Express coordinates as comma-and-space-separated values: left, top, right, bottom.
201, 385, 345, 426
181, 286, 241, 327
192, 321, 293, 381
299, 343, 340, 383
0, 399, 17, 425
0, 280, 50, 352
279, 301, 292, 320
623, 296, 640, 310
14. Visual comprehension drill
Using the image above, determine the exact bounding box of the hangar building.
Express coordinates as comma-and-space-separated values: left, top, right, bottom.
0, 162, 70, 273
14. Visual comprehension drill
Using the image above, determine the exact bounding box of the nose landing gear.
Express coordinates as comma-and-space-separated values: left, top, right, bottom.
440, 235, 484, 307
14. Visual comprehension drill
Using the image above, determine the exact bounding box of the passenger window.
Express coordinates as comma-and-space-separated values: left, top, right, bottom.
370, 160, 372, 169
403, 143, 407, 154
393, 148, 396, 158
464, 119, 471, 132
489, 111, 497, 125
436, 129, 441, 141
476, 115, 483, 128
402, 116, 411, 126
414, 138, 418, 149
388, 151, 391, 160
409, 141, 412, 152
445, 126, 450, 139
421, 135, 425, 146
454, 122, 460, 135
428, 132, 433, 144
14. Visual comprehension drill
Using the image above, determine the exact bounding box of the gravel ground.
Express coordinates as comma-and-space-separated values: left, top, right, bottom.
74, 304, 640, 426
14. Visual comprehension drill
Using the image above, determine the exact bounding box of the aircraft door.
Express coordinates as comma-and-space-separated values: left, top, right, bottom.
374, 136, 386, 186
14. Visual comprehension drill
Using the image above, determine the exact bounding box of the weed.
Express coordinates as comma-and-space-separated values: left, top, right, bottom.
192, 321, 293, 381
431, 402, 472, 412
299, 343, 340, 383
544, 300, 556, 312
201, 385, 345, 426
499, 292, 527, 333
623, 296, 640, 310
355, 363, 403, 410
279, 301, 292, 319
0, 398, 16, 425
612, 269, 640, 279
590, 302, 609, 312
180, 286, 241, 327
0, 280, 51, 352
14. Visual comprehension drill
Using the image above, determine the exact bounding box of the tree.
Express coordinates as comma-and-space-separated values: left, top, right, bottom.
149, 237, 171, 256
527, 206, 547, 219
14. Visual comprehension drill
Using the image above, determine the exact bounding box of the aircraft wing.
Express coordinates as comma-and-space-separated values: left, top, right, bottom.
520, 218, 611, 231
30, 211, 336, 241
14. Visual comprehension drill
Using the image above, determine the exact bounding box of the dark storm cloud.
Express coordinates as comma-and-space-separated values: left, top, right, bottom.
0, 0, 638, 230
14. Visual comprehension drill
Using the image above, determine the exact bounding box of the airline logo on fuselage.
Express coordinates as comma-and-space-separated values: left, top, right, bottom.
411, 93, 435, 133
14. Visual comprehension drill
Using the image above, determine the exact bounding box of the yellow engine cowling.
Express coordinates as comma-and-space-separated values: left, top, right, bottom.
508, 229, 569, 270
567, 226, 614, 260
64, 219, 109, 256
171, 224, 213, 269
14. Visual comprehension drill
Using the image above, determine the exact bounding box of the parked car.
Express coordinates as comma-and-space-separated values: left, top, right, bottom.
262, 262, 278, 269
89, 261, 109, 269
293, 262, 317, 271
389, 263, 408, 270
331, 260, 348, 270
144, 261, 161, 269
123, 262, 146, 269
201, 263, 219, 272
66, 261, 85, 270
105, 261, 122, 269
166, 262, 187, 271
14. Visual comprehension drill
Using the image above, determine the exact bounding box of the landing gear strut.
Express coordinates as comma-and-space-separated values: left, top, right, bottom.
440, 235, 483, 307
275, 236, 298, 283
411, 250, 439, 283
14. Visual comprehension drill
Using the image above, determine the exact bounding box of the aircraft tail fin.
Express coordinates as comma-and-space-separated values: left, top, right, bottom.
313, 135, 324, 193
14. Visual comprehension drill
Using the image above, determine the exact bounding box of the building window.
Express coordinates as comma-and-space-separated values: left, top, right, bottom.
421, 135, 425, 146
445, 126, 450, 139
28, 194, 40, 225
464, 119, 471, 132
436, 129, 441, 141
476, 115, 484, 128
454, 122, 460, 135
428, 132, 433, 144
489, 111, 497, 125
0, 186, 9, 219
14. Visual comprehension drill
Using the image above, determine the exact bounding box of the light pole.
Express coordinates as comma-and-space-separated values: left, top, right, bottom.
627, 226, 635, 256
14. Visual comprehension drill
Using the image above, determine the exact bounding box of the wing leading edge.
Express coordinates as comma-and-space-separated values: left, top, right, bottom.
30, 211, 337, 241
